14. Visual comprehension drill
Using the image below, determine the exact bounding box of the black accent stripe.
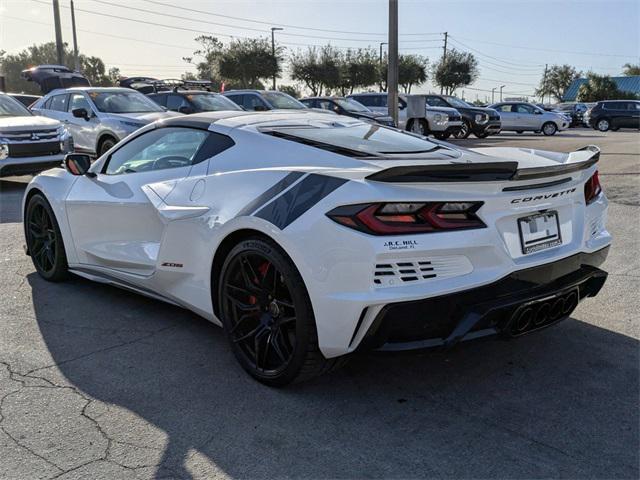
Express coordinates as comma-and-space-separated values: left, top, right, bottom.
236, 171, 305, 217
366, 162, 519, 182
503, 177, 572, 192
254, 174, 348, 229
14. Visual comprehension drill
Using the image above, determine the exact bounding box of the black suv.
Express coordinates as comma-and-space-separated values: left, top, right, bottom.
424, 94, 501, 138
300, 96, 395, 126
148, 90, 242, 114
586, 100, 640, 131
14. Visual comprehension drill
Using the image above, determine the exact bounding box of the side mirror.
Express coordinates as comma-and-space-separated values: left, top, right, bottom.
534, 109, 543, 114
253, 105, 268, 111
72, 108, 90, 120
64, 153, 93, 176
178, 106, 194, 114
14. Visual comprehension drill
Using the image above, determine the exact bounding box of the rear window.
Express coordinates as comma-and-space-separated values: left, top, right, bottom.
264, 123, 439, 157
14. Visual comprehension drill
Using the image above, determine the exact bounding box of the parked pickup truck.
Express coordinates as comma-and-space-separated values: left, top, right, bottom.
0, 92, 72, 177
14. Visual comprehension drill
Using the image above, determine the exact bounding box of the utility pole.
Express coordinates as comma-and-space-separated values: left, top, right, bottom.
387, 0, 399, 125
70, 0, 80, 71
491, 87, 496, 104
52, 0, 64, 65
270, 27, 283, 90
379, 42, 387, 92
542, 63, 548, 104
500, 85, 506, 101
440, 31, 448, 94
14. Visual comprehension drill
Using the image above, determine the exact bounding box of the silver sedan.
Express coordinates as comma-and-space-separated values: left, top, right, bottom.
489, 102, 570, 136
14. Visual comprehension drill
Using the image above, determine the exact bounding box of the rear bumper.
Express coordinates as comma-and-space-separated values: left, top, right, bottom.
357, 246, 609, 352
0, 155, 65, 177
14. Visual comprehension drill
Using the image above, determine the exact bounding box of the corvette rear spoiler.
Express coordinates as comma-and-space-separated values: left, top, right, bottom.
366, 145, 600, 183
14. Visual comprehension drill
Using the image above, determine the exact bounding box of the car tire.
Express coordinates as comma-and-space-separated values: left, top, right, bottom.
596, 118, 610, 132
453, 120, 471, 139
516, 130, 524, 134
407, 118, 429, 136
542, 122, 557, 136
98, 136, 117, 157
25, 193, 69, 282
474, 131, 490, 139
218, 236, 347, 386
433, 132, 450, 140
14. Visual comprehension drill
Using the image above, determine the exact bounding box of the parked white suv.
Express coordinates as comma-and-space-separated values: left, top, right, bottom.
347, 92, 462, 139
0, 92, 72, 177
31, 88, 181, 157
489, 102, 569, 135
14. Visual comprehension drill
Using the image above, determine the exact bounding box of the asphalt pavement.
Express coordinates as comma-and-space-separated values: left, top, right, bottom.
0, 128, 638, 479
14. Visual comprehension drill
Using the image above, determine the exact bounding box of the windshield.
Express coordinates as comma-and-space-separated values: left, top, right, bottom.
90, 91, 164, 113
268, 123, 439, 156
557, 104, 574, 111
0, 95, 32, 117
262, 92, 306, 109
188, 93, 242, 111
334, 98, 371, 113
444, 96, 472, 109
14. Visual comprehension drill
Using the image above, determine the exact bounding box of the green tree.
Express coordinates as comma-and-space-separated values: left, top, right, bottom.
622, 63, 640, 76
432, 49, 478, 95
577, 72, 639, 101
80, 56, 109, 86
107, 67, 121, 86
398, 54, 428, 93
219, 38, 282, 89
183, 35, 224, 83
290, 45, 341, 96
278, 84, 301, 98
535, 64, 581, 102
336, 48, 379, 95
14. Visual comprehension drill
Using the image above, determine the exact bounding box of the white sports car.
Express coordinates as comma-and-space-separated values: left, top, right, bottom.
23, 111, 611, 386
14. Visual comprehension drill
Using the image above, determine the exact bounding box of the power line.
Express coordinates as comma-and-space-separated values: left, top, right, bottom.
448, 37, 544, 68
138, 0, 442, 37
87, 0, 442, 44
454, 35, 638, 59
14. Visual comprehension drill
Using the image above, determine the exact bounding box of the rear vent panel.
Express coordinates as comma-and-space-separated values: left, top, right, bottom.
373, 255, 473, 287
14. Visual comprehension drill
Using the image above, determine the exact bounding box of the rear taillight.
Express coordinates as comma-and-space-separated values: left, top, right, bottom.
584, 171, 602, 205
327, 202, 485, 235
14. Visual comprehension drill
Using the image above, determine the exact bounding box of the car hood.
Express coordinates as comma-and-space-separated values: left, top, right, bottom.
107, 111, 182, 123
426, 106, 460, 115
459, 106, 498, 116
0, 115, 61, 132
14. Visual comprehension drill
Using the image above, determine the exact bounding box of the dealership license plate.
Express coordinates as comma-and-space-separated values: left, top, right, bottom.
518, 211, 562, 254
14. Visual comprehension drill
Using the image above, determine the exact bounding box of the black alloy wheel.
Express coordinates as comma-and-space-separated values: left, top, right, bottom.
25, 194, 69, 281
453, 120, 471, 139
218, 237, 345, 386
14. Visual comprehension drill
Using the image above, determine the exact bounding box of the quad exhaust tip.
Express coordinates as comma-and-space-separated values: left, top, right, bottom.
507, 290, 579, 337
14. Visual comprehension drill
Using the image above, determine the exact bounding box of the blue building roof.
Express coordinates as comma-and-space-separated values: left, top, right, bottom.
563, 75, 640, 101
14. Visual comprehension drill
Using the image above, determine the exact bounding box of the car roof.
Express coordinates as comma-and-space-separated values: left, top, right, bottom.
161, 110, 362, 130
46, 87, 134, 95
150, 90, 221, 95
302, 96, 345, 100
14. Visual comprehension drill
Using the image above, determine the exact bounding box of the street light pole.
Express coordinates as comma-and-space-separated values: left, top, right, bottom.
271, 27, 283, 90
491, 87, 496, 104
387, 0, 399, 125
500, 85, 506, 101
379, 42, 387, 92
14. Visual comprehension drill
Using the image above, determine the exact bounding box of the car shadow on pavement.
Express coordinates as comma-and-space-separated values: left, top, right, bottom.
27, 273, 639, 479
0, 179, 27, 224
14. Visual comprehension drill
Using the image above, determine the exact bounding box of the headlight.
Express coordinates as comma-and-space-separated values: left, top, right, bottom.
434, 113, 449, 125
0, 143, 8, 161
119, 120, 146, 130
59, 130, 74, 153
475, 113, 489, 124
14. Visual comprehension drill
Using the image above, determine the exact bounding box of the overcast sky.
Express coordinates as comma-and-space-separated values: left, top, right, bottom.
1, 0, 638, 100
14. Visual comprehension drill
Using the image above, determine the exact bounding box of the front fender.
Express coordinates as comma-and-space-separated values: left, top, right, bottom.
23, 169, 80, 263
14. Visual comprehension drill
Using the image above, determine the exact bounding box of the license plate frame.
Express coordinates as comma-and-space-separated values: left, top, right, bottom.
517, 211, 562, 254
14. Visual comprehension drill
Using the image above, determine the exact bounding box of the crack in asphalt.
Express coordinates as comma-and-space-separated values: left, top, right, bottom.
25, 324, 180, 376
1, 360, 186, 479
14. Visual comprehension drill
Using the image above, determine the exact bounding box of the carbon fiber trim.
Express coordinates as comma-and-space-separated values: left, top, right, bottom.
254, 174, 348, 229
